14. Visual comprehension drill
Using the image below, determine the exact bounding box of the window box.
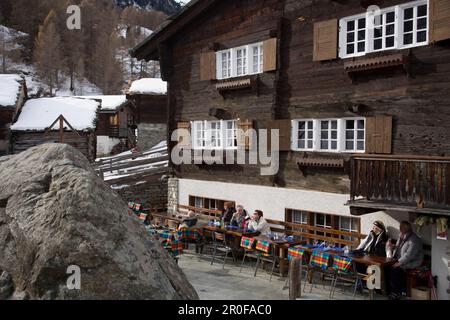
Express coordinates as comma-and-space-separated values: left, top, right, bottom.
344, 52, 408, 73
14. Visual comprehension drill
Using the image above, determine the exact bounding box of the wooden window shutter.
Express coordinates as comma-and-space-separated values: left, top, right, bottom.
263, 38, 277, 72
200, 51, 216, 81
177, 122, 191, 149
268, 119, 292, 151
430, 0, 450, 42
365, 116, 393, 154
237, 119, 254, 150
313, 19, 338, 61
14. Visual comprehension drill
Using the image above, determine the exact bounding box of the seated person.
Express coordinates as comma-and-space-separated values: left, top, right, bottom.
221, 202, 236, 225
357, 220, 388, 256
230, 205, 249, 229
178, 210, 198, 229
247, 210, 271, 236
385, 221, 424, 300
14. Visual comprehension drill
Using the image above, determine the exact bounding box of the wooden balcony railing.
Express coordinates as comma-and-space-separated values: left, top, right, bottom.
350, 154, 450, 210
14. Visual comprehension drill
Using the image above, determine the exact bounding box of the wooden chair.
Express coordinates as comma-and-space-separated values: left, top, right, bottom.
254, 240, 279, 281
211, 232, 235, 269
239, 236, 258, 273
329, 255, 367, 299
303, 250, 334, 293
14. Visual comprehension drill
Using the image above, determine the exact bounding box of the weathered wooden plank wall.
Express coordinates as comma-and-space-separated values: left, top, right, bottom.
11, 131, 96, 162
164, 0, 450, 194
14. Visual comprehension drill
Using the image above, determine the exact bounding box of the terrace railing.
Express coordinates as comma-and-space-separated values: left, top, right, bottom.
350, 154, 450, 209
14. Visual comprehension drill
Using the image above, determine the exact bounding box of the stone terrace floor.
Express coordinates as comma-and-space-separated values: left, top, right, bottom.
177, 247, 387, 300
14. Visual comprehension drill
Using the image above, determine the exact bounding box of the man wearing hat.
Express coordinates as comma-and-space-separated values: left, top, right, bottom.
357, 220, 388, 256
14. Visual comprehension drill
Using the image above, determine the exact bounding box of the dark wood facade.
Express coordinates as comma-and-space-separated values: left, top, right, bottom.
95, 101, 137, 146
132, 0, 450, 214
11, 130, 97, 162
0, 78, 27, 156
127, 94, 168, 124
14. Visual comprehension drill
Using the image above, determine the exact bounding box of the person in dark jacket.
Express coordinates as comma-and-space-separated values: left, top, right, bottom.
221, 202, 236, 225
230, 205, 249, 229
386, 221, 424, 300
357, 220, 388, 256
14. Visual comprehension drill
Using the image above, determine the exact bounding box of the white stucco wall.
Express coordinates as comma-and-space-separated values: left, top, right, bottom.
431, 226, 450, 300
96, 136, 121, 157
177, 178, 408, 235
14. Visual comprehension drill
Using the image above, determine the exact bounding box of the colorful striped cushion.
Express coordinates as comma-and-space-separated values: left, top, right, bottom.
139, 213, 148, 222
240, 236, 256, 250
256, 240, 271, 254
288, 246, 304, 261
332, 256, 353, 273
310, 250, 331, 270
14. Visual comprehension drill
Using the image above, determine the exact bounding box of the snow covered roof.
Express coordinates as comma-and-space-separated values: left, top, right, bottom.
128, 78, 167, 95
11, 97, 100, 131
76, 95, 128, 111
0, 74, 24, 108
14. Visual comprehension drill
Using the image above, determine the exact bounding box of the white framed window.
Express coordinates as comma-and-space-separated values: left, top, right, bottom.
236, 47, 248, 76
193, 121, 206, 149
344, 118, 365, 152
399, 1, 429, 48
339, 0, 429, 58
292, 210, 308, 225
292, 118, 365, 153
221, 50, 232, 79
293, 119, 315, 151
252, 44, 264, 74
216, 42, 264, 80
192, 120, 237, 150
225, 120, 237, 148
319, 119, 339, 151
194, 197, 203, 208
339, 216, 360, 242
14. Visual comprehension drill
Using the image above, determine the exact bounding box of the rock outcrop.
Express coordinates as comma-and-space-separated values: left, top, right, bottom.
0, 144, 198, 300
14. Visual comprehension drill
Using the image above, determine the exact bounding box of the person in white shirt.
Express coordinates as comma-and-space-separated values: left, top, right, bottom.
248, 210, 271, 236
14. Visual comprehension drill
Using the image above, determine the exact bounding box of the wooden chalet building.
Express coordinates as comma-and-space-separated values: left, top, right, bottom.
10, 97, 100, 162
127, 78, 168, 150
77, 95, 138, 156
0, 74, 27, 156
131, 0, 450, 298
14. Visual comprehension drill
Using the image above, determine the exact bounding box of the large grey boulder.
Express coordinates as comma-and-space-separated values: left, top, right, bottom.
0, 144, 198, 300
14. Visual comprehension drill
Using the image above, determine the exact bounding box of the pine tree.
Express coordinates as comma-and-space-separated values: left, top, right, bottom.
34, 10, 64, 96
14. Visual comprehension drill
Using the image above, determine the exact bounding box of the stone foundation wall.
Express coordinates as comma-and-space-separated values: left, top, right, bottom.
137, 123, 167, 151
113, 176, 168, 210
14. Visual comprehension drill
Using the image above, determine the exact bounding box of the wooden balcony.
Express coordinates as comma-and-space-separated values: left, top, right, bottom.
349, 154, 450, 216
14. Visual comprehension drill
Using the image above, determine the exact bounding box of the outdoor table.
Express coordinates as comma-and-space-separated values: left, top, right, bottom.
152, 213, 184, 228
254, 236, 303, 276
297, 245, 394, 295
203, 225, 259, 258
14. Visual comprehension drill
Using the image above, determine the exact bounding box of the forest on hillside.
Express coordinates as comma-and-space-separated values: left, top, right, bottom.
0, 0, 170, 96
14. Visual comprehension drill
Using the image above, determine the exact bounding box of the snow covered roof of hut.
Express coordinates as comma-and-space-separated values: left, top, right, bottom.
76, 95, 128, 111
128, 78, 167, 95
0, 74, 25, 108
11, 97, 100, 131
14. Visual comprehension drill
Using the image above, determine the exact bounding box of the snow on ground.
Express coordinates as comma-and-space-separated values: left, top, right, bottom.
11, 97, 100, 131
97, 140, 168, 185
75, 95, 127, 111
128, 78, 167, 95
0, 74, 23, 107
1, 24, 102, 98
